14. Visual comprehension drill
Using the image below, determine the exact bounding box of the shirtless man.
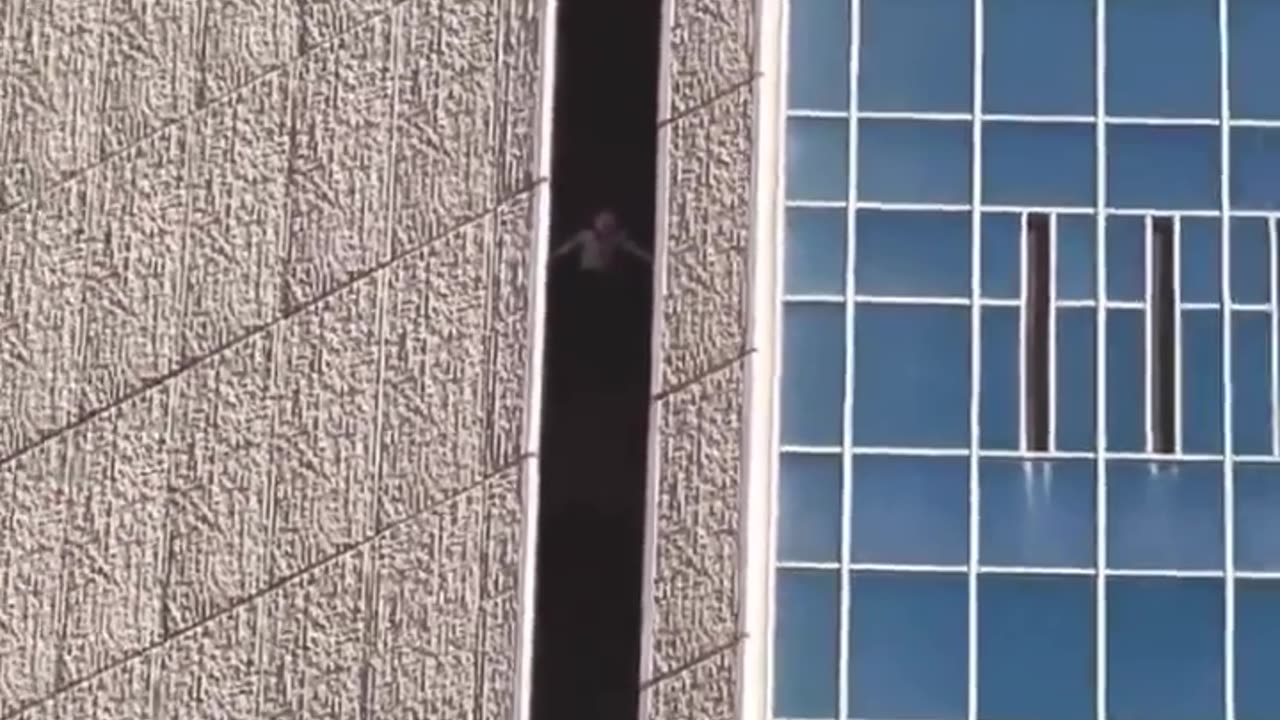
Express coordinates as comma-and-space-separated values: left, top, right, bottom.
551, 209, 652, 273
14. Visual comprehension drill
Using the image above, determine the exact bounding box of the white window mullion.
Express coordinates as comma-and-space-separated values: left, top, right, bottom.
968, 0, 985, 719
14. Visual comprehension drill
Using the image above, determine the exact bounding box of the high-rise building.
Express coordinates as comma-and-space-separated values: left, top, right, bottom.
2, 0, 1276, 719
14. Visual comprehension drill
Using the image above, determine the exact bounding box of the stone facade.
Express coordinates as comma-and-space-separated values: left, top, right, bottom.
0, 0, 773, 715
1, 0, 544, 716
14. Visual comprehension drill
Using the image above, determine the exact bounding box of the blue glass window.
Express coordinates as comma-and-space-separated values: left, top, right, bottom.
1107, 461, 1223, 571
980, 459, 1094, 568
787, 117, 848, 202
858, 120, 972, 205
1057, 215, 1096, 301
781, 303, 844, 447
984, 0, 1093, 116
1107, 126, 1220, 210
1106, 310, 1146, 452
983, 122, 1095, 207
1181, 216, 1222, 305
981, 212, 1020, 300
1231, 217, 1271, 304
774, 569, 840, 718
1182, 309, 1224, 454
1230, 0, 1280, 119
1232, 129, 1280, 211
1232, 312, 1273, 456
1106, 215, 1146, 302
1107, 577, 1224, 720
1106, 0, 1220, 118
853, 304, 971, 448
980, 307, 1018, 450
855, 210, 970, 298
858, 0, 972, 113
1237, 579, 1280, 720
849, 572, 968, 720
979, 575, 1095, 720
1236, 464, 1280, 572
787, 0, 850, 111
778, 453, 843, 564
785, 207, 847, 296
1057, 308, 1096, 452
851, 455, 968, 566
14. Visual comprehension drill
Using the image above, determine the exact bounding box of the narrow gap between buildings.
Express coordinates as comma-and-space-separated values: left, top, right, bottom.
531, 0, 663, 716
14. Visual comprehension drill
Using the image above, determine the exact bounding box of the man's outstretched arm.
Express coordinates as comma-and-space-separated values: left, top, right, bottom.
551, 230, 589, 259
618, 233, 652, 264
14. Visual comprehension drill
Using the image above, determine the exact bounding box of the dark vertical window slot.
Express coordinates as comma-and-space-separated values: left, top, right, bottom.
1151, 216, 1177, 454
532, 0, 663, 718
1024, 213, 1052, 452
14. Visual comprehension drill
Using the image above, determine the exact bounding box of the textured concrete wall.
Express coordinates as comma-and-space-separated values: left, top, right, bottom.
640, 0, 773, 716
0, 0, 546, 716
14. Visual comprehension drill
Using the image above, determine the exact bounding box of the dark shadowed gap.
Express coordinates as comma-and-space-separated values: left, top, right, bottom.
1024, 212, 1051, 452
531, 0, 662, 716
1151, 216, 1176, 454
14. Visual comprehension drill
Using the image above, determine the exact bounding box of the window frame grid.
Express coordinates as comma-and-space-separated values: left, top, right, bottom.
771, 0, 1280, 718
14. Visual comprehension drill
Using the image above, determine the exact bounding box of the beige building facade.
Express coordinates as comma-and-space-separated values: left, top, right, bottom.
0, 0, 778, 717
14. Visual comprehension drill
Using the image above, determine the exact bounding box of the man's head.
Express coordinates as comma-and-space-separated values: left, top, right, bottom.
593, 209, 618, 235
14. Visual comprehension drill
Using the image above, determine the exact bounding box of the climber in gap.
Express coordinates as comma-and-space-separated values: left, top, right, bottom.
551, 208, 651, 379
552, 208, 651, 273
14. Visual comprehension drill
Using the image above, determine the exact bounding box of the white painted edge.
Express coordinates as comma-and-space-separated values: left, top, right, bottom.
636, 0, 677, 710
740, 0, 787, 715
513, 0, 560, 716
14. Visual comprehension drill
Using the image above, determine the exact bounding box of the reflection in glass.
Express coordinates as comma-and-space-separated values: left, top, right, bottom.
1106, 215, 1145, 302
1180, 216, 1222, 304
1107, 125, 1220, 210
778, 453, 842, 564
979, 575, 1095, 720
1231, 217, 1271, 304
773, 569, 840, 719
1107, 461, 1223, 571
983, 122, 1094, 207
781, 303, 844, 447
1232, 312, 1273, 456
1182, 309, 1224, 454
785, 207, 847, 296
851, 455, 968, 566
984, 0, 1093, 116
1057, 309, 1096, 452
1235, 464, 1280, 572
1106, 0, 1219, 118
854, 304, 970, 448
981, 307, 1018, 450
1106, 310, 1145, 452
981, 213, 1021, 300
1232, 128, 1280, 211
858, 120, 972, 205
859, 0, 972, 113
787, 0, 850, 111
849, 572, 967, 720
1237, 580, 1280, 720
1056, 215, 1095, 301
1230, 0, 1280, 119
1107, 577, 1224, 720
980, 459, 1094, 568
855, 210, 971, 298
786, 117, 848, 202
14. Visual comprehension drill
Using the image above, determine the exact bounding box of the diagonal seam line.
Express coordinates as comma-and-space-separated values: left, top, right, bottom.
653, 348, 755, 401
0, 453, 533, 720
656, 74, 761, 129
637, 634, 746, 690
0, 176, 547, 470
0, 0, 422, 221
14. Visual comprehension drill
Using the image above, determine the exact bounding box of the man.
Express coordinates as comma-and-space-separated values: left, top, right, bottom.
550, 209, 651, 382
551, 209, 652, 274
